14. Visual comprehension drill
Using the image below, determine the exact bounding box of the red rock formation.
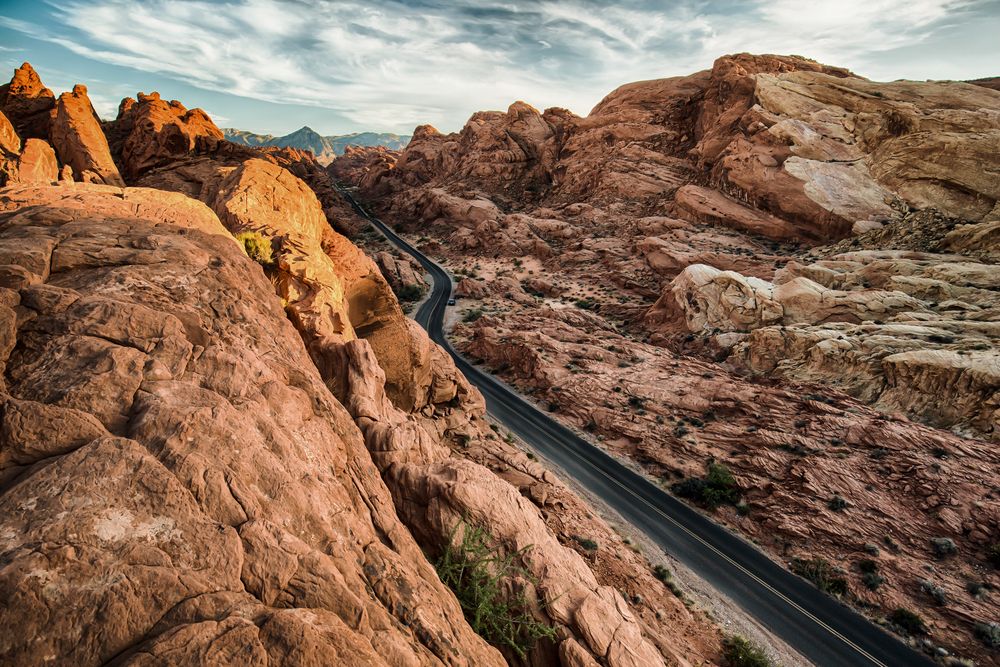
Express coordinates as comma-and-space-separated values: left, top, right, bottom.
333, 52, 1000, 663
0, 62, 55, 140
1, 109, 58, 186
49, 84, 124, 186
12, 139, 59, 184
328, 143, 399, 189
0, 183, 505, 667
0, 110, 19, 155
111, 91, 224, 178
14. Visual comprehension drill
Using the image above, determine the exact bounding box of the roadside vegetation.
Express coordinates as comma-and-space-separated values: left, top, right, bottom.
722, 634, 776, 667
671, 462, 741, 510
790, 557, 848, 597
395, 282, 425, 303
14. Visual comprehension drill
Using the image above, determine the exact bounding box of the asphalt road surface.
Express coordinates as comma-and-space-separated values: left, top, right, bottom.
337, 187, 938, 667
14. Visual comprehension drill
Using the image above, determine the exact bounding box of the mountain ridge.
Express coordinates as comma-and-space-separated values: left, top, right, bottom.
223, 125, 410, 164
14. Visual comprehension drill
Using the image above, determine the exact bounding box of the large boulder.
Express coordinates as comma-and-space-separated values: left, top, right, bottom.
648, 262, 926, 333
1, 109, 58, 186
12, 139, 59, 184
49, 84, 124, 186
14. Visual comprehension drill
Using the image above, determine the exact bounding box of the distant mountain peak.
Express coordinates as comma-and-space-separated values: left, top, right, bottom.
223, 126, 409, 165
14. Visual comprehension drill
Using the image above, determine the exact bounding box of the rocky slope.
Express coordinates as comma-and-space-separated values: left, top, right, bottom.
0, 62, 728, 667
225, 126, 410, 165
334, 53, 1000, 664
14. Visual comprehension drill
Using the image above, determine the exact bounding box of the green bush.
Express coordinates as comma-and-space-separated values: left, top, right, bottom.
235, 231, 275, 268
858, 559, 885, 591
974, 621, 1000, 648
463, 308, 484, 323
435, 521, 557, 658
672, 462, 740, 510
888, 607, 926, 636
722, 634, 775, 667
396, 283, 425, 302
573, 535, 598, 551
791, 557, 849, 597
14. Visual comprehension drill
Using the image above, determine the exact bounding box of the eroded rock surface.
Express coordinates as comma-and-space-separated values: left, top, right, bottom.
0, 62, 55, 140
333, 52, 1000, 663
49, 84, 124, 186
0, 65, 724, 665
0, 183, 505, 667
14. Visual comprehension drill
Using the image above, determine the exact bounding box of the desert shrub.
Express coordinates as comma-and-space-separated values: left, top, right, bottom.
974, 622, 1000, 648
672, 462, 740, 510
988, 543, 1000, 568
931, 537, 957, 557
966, 581, 989, 598
574, 298, 597, 311
396, 283, 425, 302
651, 565, 685, 598
463, 308, 484, 323
862, 571, 885, 591
573, 535, 598, 551
921, 579, 947, 605
235, 231, 275, 268
858, 559, 885, 591
828, 495, 849, 511
791, 557, 849, 597
722, 634, 775, 667
888, 607, 926, 635
436, 521, 557, 658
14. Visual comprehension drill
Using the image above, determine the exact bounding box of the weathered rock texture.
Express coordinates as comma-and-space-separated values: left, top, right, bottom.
112, 91, 224, 179
333, 52, 1000, 663
49, 84, 124, 186
0, 183, 505, 667
0, 63, 55, 140
1, 110, 59, 187
0, 65, 726, 666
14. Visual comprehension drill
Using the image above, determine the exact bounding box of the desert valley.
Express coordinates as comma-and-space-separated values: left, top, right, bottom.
0, 18, 998, 667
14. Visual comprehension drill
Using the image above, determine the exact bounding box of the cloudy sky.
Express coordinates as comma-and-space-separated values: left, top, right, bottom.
1, 0, 998, 136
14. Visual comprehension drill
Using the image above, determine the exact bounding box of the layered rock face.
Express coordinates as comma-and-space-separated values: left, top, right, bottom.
333, 53, 1000, 663
0, 184, 503, 667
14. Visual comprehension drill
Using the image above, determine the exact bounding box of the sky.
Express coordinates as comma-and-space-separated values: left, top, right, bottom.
1, 0, 998, 136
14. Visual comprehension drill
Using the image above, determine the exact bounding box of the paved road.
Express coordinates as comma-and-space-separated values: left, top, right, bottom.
337, 187, 937, 667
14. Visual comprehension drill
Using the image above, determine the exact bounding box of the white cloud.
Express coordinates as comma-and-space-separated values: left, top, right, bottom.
7, 0, 994, 132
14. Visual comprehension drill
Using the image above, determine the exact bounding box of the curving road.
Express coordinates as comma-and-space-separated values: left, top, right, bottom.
337, 186, 937, 667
